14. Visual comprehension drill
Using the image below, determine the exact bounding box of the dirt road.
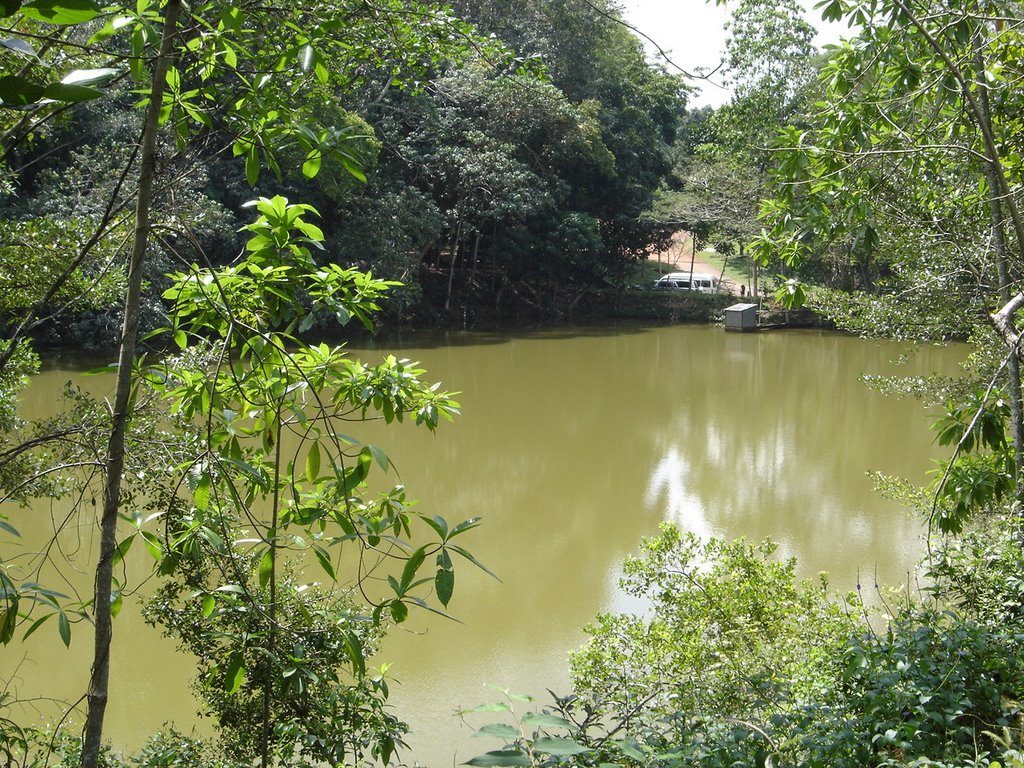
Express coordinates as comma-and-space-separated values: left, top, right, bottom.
648, 232, 745, 296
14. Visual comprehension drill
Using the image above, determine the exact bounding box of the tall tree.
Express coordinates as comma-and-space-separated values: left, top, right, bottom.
654, 0, 819, 297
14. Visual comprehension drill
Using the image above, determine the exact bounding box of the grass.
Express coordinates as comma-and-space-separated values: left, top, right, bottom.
696, 249, 753, 292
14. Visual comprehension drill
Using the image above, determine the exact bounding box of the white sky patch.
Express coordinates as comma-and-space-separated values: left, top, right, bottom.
619, 0, 853, 107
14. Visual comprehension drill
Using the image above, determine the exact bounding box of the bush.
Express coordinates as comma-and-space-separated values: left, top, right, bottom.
465, 523, 1024, 768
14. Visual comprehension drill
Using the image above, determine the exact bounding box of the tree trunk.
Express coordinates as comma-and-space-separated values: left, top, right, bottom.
750, 244, 759, 301
445, 221, 462, 312
261, 412, 284, 768
468, 230, 481, 287
81, 3, 181, 767
687, 231, 696, 283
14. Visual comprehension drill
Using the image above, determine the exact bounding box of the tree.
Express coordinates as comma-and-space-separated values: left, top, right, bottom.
716, 0, 817, 157
444, 0, 688, 276
752, 0, 1024, 521
135, 196, 474, 767
653, 0, 820, 299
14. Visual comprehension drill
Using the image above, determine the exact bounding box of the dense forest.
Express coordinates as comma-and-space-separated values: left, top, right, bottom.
3, 0, 1024, 767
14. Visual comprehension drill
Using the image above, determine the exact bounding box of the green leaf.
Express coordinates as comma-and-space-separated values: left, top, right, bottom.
224, 652, 245, 693
201, 594, 215, 618
450, 516, 483, 538
435, 567, 454, 607
22, 613, 51, 642
299, 43, 314, 71
112, 533, 134, 567
420, 514, 448, 539
258, 548, 273, 589
20, 0, 99, 24
474, 723, 520, 739
194, 472, 211, 512
522, 712, 574, 729
369, 444, 389, 471
613, 740, 645, 761
343, 631, 365, 676
389, 600, 408, 623
0, 519, 20, 536
532, 736, 591, 756
305, 441, 321, 483
110, 591, 123, 618
43, 82, 104, 102
129, 23, 145, 81
462, 702, 511, 714
450, 544, 500, 580
57, 610, 71, 647
0, 596, 17, 645
1, 37, 36, 57
140, 531, 162, 561
0, 74, 44, 106
60, 67, 118, 87
81, 363, 117, 375
302, 149, 322, 179
399, 546, 427, 593
465, 750, 531, 767
313, 544, 336, 580
0, 1, 22, 17
245, 143, 259, 186
86, 14, 132, 44
436, 548, 453, 570
340, 154, 367, 183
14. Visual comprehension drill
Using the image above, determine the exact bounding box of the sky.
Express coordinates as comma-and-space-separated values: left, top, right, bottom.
618, 0, 851, 107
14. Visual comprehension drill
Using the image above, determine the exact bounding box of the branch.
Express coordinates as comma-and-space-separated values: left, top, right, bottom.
991, 292, 1024, 353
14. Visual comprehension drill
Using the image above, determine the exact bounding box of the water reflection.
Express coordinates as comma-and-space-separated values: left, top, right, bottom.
646, 446, 713, 540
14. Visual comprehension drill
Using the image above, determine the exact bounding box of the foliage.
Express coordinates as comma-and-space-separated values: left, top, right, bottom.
373, 0, 686, 299
747, 0, 1024, 524
924, 512, 1024, 630
654, 0, 820, 290
144, 559, 404, 765
463, 522, 1024, 768
0, 0, 517, 759
14, 725, 238, 768
927, 387, 1016, 533
570, 526, 857, 722
127, 196, 479, 764
754, 0, 1024, 313
716, 0, 817, 159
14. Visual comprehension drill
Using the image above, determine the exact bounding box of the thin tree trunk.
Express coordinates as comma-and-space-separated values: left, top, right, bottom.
751, 245, 759, 301
468, 230, 480, 287
81, 3, 180, 767
261, 411, 283, 768
445, 221, 462, 312
687, 232, 696, 284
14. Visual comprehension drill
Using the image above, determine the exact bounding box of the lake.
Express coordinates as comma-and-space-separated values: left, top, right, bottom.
2, 323, 964, 765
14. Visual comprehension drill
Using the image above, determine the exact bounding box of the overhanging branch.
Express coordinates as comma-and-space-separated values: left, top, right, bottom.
991, 292, 1024, 354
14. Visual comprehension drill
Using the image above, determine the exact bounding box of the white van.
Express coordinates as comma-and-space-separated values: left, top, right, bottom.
652, 272, 719, 293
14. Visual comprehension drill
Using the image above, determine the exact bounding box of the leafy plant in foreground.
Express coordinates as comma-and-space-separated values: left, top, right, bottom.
134, 196, 483, 766
464, 522, 1024, 768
